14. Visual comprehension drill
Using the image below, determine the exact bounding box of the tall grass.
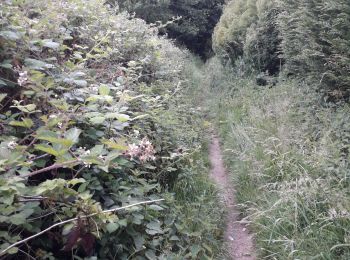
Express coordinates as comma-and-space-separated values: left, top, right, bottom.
201, 58, 350, 259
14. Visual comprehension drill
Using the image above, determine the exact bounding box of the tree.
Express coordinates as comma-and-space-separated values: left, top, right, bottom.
111, 0, 225, 58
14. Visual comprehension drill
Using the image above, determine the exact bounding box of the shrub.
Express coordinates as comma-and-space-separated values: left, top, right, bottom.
0, 0, 222, 258
112, 0, 225, 58
212, 0, 281, 74
278, 0, 350, 95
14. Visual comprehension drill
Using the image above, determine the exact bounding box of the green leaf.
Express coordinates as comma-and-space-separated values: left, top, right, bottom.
146, 221, 163, 235
36, 131, 73, 147
42, 40, 60, 50
101, 139, 127, 150
11, 104, 38, 113
90, 116, 105, 125
190, 245, 201, 257
24, 58, 53, 70
99, 85, 110, 96
7, 247, 18, 255
68, 178, 85, 186
9, 118, 34, 128
133, 235, 144, 250
106, 222, 119, 233
105, 113, 130, 122
73, 80, 88, 87
145, 250, 156, 260
62, 223, 75, 236
10, 213, 26, 225
0, 94, 7, 103
0, 79, 7, 86
0, 31, 22, 40
34, 144, 61, 156
0, 60, 13, 70
65, 128, 82, 144
149, 205, 163, 211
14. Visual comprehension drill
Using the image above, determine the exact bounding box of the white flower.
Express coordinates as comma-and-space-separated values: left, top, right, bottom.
7, 141, 18, 150
16, 68, 28, 87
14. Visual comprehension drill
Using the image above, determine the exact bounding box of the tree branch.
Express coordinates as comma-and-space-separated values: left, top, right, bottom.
0, 199, 164, 256
17, 160, 79, 179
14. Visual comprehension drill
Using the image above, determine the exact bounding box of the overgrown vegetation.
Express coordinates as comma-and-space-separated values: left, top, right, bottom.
0, 1, 223, 259
208, 0, 350, 258
112, 0, 225, 58
201, 57, 350, 259
213, 0, 350, 94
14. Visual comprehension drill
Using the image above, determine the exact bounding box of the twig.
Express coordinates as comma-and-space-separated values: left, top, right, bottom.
17, 160, 79, 179
0, 199, 164, 256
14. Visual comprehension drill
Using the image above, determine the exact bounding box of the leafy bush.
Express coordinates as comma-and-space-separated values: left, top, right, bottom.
112, 0, 225, 58
0, 0, 223, 259
278, 0, 350, 95
214, 0, 350, 94
212, 0, 281, 74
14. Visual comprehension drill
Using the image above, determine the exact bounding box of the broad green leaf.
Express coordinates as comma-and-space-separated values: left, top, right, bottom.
24, 58, 53, 70
106, 222, 119, 233
68, 178, 85, 186
34, 144, 61, 156
90, 116, 105, 124
37, 131, 73, 147
11, 104, 38, 113
0, 60, 12, 69
0, 31, 22, 40
99, 85, 110, 96
148, 205, 163, 211
105, 113, 130, 122
101, 139, 127, 150
7, 247, 18, 255
9, 118, 34, 128
65, 128, 82, 144
42, 40, 60, 50
73, 79, 87, 87
0, 94, 7, 102
62, 223, 75, 236
0, 79, 7, 86
133, 235, 144, 250
190, 245, 201, 257
146, 221, 163, 234
145, 250, 156, 260
10, 213, 26, 225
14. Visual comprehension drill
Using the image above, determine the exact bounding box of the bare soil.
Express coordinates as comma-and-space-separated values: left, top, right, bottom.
209, 134, 256, 260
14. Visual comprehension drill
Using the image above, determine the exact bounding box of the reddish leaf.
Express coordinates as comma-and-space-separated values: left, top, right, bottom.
80, 233, 95, 256
63, 227, 81, 252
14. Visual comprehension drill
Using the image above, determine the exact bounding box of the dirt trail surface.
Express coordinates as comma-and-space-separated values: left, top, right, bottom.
209, 134, 256, 260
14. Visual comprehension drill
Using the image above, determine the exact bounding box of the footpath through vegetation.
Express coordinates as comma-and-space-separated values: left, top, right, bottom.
209, 133, 255, 260
1, 0, 350, 259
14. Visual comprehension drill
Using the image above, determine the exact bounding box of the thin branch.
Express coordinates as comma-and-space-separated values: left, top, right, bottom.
16, 160, 79, 179
0, 199, 164, 256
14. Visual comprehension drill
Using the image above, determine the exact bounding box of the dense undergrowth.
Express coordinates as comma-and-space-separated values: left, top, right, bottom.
0, 1, 223, 259
200, 58, 350, 259
213, 0, 350, 95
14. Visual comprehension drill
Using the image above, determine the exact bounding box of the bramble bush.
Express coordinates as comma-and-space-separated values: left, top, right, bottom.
0, 0, 223, 259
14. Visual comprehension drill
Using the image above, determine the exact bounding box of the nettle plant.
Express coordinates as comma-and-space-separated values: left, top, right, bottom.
0, 0, 197, 259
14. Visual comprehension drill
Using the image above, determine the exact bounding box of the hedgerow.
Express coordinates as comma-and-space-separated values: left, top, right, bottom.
0, 0, 223, 259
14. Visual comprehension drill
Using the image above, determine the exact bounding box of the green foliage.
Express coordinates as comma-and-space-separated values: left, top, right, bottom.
0, 0, 223, 258
213, 0, 281, 74
278, 0, 350, 95
214, 0, 350, 93
113, 0, 225, 58
200, 60, 350, 258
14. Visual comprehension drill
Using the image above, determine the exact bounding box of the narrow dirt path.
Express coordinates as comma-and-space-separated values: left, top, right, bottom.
209, 134, 256, 260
